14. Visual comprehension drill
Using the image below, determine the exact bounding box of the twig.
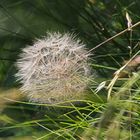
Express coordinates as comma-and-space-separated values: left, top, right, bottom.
88, 21, 140, 53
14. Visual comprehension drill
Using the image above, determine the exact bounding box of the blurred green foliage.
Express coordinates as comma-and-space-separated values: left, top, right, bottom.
0, 0, 140, 85
1, 0, 140, 139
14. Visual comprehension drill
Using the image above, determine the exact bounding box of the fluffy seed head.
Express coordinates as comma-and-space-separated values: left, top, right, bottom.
15, 32, 91, 103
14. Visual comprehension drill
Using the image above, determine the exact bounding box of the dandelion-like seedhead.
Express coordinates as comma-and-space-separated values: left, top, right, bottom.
15, 32, 92, 103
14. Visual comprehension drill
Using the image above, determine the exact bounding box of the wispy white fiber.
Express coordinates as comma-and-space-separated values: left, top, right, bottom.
15, 32, 92, 103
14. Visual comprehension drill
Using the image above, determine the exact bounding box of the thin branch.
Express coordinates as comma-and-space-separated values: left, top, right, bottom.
88, 21, 140, 53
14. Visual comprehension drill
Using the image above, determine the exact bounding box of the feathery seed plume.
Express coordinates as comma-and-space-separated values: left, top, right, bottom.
15, 32, 92, 103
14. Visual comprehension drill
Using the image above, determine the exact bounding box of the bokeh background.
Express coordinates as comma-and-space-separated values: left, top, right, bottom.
0, 0, 140, 139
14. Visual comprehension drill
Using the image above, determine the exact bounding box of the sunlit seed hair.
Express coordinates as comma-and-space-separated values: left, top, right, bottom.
15, 32, 92, 103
